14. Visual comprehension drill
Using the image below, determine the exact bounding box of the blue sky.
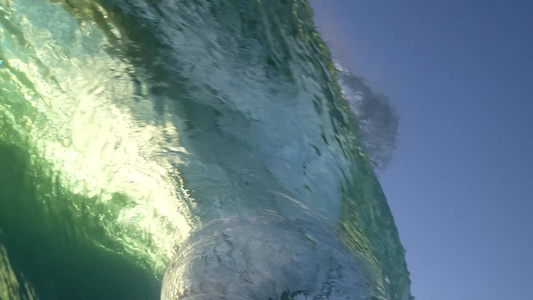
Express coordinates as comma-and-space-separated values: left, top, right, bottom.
309, 1, 533, 299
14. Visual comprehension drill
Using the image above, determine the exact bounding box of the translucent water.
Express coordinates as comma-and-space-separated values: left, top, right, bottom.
0, 0, 412, 299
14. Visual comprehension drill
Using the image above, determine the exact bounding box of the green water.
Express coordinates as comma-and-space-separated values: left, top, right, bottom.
0, 145, 162, 299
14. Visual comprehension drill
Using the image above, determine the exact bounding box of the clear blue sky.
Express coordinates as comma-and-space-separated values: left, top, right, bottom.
309, 1, 533, 299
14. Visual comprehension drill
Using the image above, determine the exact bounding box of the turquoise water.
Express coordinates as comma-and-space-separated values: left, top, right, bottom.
0, 0, 412, 299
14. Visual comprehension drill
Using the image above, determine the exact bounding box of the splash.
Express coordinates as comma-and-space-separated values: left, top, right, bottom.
336, 65, 399, 171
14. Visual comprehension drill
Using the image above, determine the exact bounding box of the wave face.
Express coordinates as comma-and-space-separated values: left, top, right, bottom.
0, 0, 412, 299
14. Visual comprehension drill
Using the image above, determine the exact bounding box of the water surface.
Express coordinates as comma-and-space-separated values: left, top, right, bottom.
0, 0, 412, 299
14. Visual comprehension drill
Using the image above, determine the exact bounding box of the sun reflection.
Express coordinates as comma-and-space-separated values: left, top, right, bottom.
0, 0, 195, 275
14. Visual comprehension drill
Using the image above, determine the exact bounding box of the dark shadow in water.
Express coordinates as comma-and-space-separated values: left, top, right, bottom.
0, 145, 161, 300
